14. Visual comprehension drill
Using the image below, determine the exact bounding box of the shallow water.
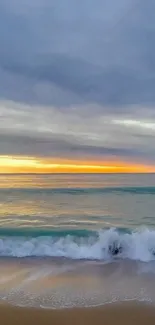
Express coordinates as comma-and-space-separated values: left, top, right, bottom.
0, 258, 154, 308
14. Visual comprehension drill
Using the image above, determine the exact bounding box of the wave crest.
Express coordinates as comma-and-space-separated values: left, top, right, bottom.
0, 228, 155, 261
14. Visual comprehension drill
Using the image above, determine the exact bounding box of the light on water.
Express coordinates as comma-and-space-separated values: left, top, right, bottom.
0, 173, 155, 230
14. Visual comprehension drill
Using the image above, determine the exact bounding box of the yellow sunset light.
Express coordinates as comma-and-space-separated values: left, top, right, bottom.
0, 155, 155, 173
0, 156, 39, 167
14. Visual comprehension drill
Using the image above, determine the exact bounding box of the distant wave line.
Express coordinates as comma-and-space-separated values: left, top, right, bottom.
0, 186, 155, 195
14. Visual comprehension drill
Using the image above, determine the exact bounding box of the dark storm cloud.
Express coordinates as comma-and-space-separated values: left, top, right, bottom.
0, 0, 155, 106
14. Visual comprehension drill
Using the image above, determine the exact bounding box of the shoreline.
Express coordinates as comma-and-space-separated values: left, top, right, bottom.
0, 302, 155, 325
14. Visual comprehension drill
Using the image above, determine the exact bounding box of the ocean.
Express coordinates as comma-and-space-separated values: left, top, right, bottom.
0, 173, 155, 309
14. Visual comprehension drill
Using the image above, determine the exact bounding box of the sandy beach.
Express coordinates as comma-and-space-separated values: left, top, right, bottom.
0, 302, 155, 325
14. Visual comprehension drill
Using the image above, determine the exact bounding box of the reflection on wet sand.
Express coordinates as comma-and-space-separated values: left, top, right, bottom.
0, 259, 154, 309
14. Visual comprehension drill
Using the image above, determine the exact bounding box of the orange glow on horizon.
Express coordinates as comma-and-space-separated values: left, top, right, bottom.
0, 155, 155, 173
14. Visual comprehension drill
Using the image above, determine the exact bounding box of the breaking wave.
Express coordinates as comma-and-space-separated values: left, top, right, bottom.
0, 228, 155, 262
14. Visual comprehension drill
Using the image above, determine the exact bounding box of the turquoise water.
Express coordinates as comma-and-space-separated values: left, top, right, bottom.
0, 173, 155, 260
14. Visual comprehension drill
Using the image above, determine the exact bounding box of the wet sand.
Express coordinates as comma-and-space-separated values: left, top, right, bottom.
0, 302, 155, 325
0, 258, 155, 308
0, 258, 155, 324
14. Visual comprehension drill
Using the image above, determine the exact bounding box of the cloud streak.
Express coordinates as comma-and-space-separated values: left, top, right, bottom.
0, 100, 155, 165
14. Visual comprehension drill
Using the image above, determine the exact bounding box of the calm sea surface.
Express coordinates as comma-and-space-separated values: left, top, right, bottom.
0, 173, 155, 230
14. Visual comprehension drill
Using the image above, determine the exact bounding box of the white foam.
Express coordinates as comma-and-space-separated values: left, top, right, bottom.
0, 228, 155, 262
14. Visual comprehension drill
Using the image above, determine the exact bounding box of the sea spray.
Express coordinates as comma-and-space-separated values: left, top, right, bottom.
0, 228, 154, 261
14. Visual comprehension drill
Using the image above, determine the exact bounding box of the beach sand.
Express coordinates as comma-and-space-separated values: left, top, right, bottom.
0, 302, 155, 325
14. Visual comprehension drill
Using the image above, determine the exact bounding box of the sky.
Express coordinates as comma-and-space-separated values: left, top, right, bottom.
0, 0, 155, 173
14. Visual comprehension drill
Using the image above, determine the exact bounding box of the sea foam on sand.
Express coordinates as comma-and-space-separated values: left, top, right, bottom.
0, 258, 155, 309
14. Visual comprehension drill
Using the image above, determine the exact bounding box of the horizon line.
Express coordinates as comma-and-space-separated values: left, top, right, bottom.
0, 172, 155, 175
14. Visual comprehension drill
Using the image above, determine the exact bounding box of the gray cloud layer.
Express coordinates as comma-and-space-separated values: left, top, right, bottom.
0, 0, 155, 107
0, 101, 155, 164
0, 1, 155, 163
